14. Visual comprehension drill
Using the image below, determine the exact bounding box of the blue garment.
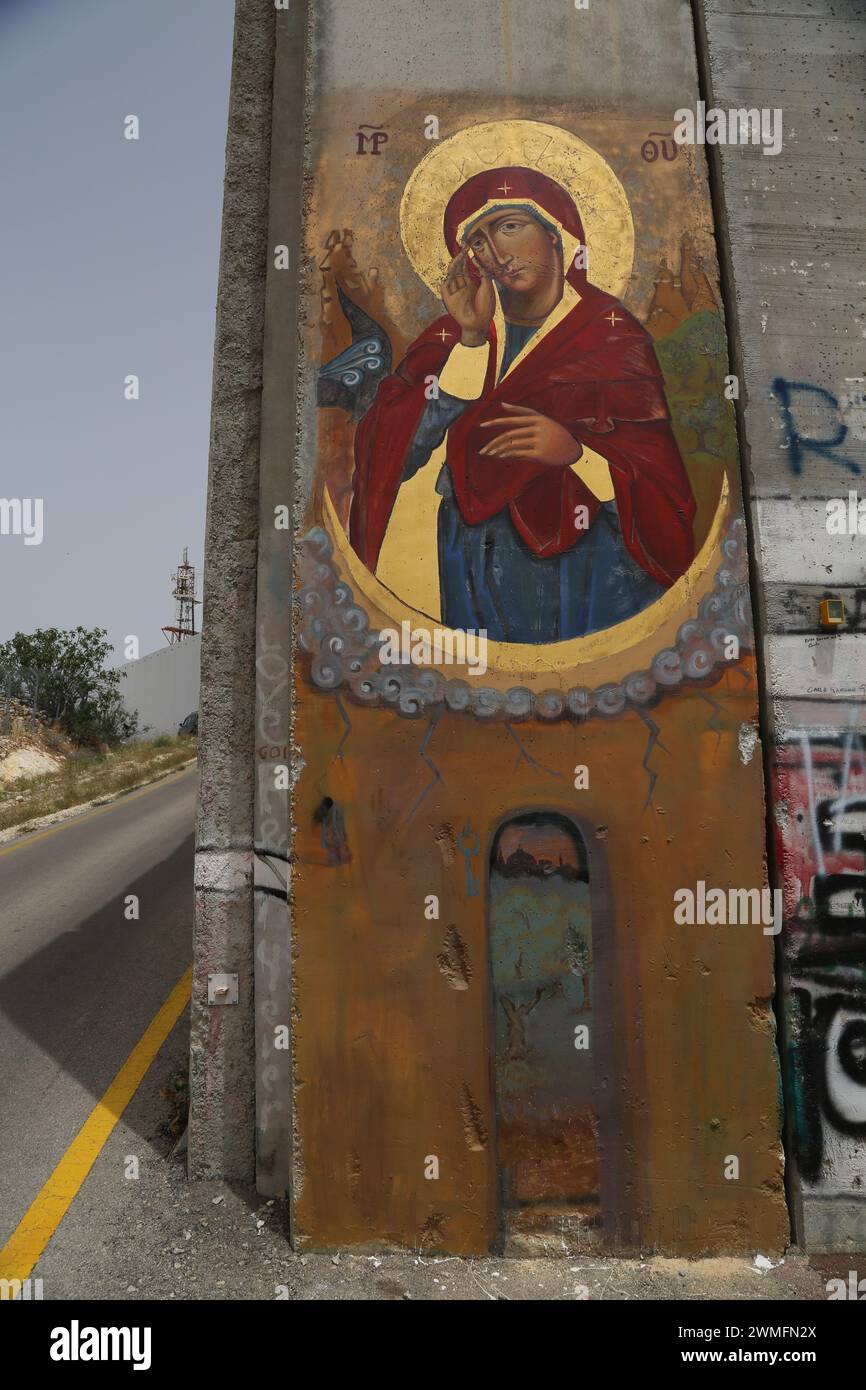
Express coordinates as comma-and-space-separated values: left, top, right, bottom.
402, 323, 664, 642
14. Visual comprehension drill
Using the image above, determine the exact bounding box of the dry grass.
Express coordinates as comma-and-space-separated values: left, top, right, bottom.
0, 736, 197, 833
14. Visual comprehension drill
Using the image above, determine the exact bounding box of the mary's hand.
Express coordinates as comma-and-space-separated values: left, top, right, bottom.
478, 403, 583, 467
440, 251, 495, 347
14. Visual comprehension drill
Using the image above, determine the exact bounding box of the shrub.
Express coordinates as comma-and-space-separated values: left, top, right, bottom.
0, 627, 139, 747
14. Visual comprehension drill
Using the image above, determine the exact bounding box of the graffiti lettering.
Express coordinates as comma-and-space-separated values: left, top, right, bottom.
772, 378, 861, 477
777, 725, 866, 1203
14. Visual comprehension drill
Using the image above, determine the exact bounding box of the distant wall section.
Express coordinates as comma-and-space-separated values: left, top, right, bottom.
119, 636, 201, 737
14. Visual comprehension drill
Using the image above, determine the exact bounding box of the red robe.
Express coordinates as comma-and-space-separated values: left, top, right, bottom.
350, 280, 696, 589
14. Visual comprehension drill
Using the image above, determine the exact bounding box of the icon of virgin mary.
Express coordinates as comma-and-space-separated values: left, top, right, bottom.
349, 165, 696, 645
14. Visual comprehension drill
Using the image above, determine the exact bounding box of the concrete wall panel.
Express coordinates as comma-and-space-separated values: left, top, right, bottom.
703, 0, 866, 1250
119, 635, 201, 738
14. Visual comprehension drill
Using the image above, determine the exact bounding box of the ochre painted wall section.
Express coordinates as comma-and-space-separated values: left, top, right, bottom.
293, 673, 786, 1253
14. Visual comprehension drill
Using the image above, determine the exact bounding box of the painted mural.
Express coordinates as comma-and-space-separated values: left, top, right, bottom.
351, 150, 696, 644
293, 107, 787, 1255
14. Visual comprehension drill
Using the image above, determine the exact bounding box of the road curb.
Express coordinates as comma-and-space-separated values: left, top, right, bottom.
0, 758, 198, 847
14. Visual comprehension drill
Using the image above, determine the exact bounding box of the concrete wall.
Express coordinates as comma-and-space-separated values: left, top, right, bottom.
188, 0, 279, 1187
118, 635, 201, 737
187, 0, 306, 1200
191, 0, 865, 1258
701, 0, 866, 1252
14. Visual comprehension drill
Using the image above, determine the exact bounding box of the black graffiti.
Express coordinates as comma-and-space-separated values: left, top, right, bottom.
839, 1019, 866, 1087
790, 989, 866, 1185
813, 788, 866, 927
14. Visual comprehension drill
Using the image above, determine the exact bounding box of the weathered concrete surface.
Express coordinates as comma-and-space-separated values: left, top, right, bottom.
188, 0, 276, 1184
314, 0, 700, 103
701, 0, 866, 499
700, 0, 866, 1249
252, 5, 307, 1202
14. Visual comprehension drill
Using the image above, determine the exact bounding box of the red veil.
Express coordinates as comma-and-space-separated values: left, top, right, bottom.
350, 167, 696, 588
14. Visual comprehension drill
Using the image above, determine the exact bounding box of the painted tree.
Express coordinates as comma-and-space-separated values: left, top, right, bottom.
500, 981, 564, 1062
566, 923, 592, 1010
680, 394, 726, 458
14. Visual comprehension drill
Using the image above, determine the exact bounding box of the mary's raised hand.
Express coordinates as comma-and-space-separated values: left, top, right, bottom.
440, 251, 495, 347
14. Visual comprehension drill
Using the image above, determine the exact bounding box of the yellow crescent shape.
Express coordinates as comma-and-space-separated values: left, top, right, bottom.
323, 473, 730, 675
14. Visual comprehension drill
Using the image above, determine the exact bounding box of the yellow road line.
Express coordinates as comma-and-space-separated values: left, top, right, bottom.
0, 966, 192, 1286
0, 762, 197, 861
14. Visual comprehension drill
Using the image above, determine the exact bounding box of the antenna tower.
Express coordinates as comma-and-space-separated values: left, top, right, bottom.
162, 547, 199, 645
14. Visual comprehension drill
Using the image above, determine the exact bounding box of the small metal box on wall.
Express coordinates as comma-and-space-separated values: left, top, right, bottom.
819, 598, 846, 629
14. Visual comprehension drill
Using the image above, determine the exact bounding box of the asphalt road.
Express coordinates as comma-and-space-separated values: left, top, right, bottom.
0, 765, 197, 1249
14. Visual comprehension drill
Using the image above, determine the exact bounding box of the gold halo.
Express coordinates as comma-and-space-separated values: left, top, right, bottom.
400, 119, 635, 297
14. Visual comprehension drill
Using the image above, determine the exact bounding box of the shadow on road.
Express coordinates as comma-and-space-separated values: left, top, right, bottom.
0, 833, 195, 1151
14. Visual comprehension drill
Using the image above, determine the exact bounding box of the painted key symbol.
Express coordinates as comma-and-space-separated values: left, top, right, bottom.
458, 820, 480, 898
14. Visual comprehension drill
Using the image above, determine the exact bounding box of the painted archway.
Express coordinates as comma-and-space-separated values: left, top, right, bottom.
487, 808, 627, 1251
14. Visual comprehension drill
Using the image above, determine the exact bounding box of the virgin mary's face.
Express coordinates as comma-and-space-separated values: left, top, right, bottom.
463, 209, 561, 297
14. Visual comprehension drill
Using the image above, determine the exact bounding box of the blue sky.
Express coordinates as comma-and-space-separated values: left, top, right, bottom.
0, 0, 235, 660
